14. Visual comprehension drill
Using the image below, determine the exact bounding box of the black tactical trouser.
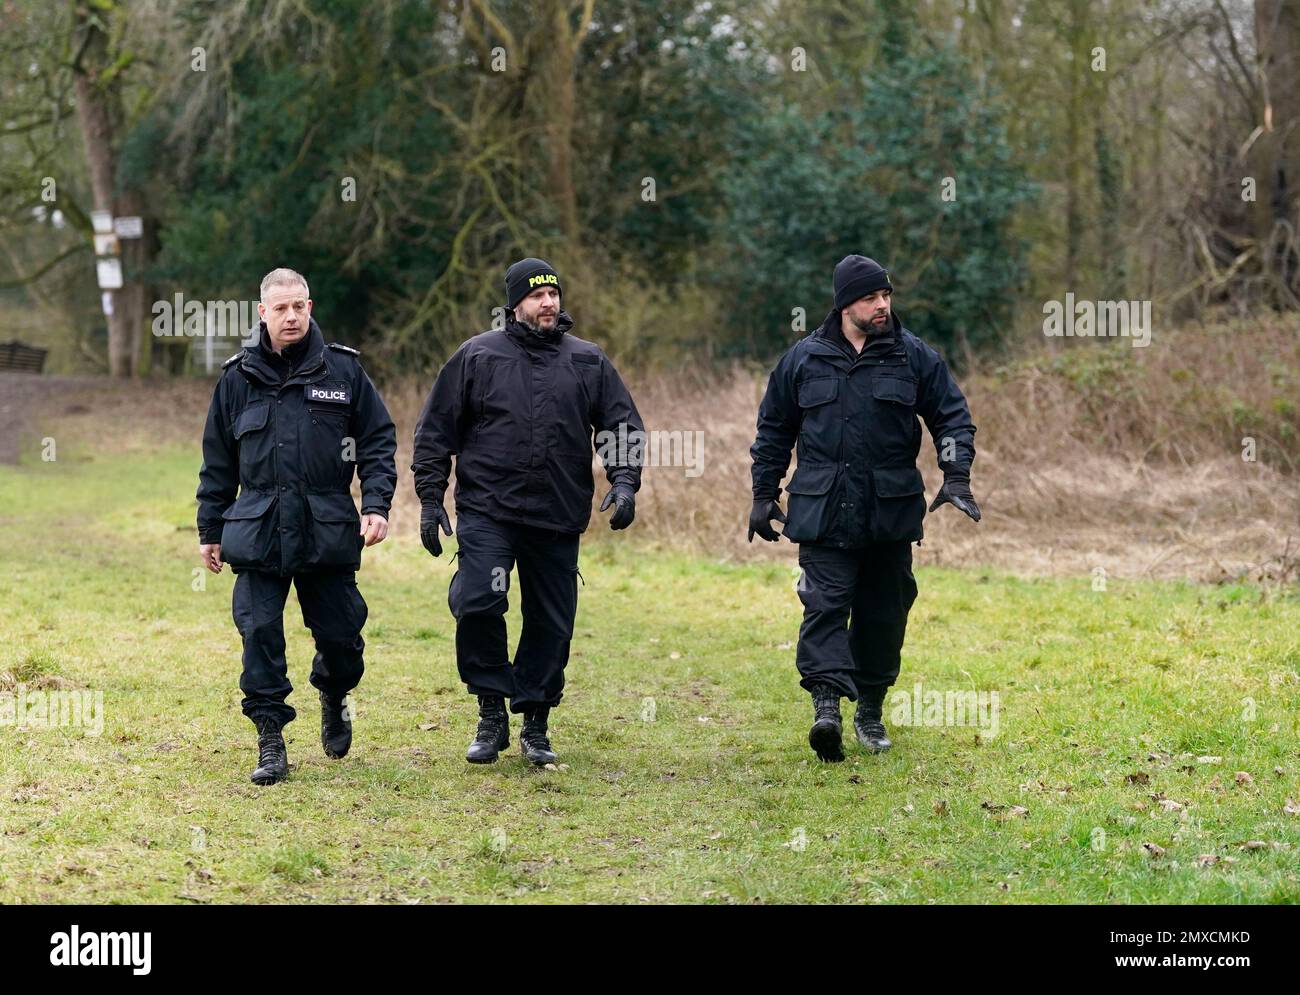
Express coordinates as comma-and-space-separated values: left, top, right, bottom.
449, 509, 581, 714
233, 569, 368, 726
794, 540, 918, 701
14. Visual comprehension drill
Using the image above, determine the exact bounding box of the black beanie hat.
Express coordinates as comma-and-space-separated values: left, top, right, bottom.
833, 254, 892, 310
505, 257, 562, 310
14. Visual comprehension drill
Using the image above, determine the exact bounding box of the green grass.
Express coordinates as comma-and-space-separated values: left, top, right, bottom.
1, 443, 1298, 904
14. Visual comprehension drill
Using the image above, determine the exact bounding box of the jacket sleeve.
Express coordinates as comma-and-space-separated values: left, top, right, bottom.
196, 375, 237, 544
411, 344, 471, 504
592, 351, 645, 492
914, 340, 976, 477
351, 364, 398, 517
750, 347, 800, 501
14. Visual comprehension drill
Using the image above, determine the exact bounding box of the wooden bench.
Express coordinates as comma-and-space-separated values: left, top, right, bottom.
0, 341, 47, 373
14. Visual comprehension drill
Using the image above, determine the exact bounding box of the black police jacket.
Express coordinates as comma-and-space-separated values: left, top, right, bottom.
750, 310, 976, 547
412, 311, 644, 534
196, 319, 397, 574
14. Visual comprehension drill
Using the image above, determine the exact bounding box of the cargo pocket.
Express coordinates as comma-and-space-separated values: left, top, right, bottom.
871, 465, 926, 542
782, 462, 838, 543
220, 491, 279, 570
305, 492, 362, 570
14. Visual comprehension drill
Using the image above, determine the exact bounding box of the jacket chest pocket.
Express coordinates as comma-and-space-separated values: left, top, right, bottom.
796, 376, 842, 461
478, 357, 523, 419
569, 354, 601, 421
308, 405, 349, 433
798, 376, 839, 409
868, 372, 921, 460
233, 401, 271, 472
871, 374, 917, 408
305, 405, 351, 481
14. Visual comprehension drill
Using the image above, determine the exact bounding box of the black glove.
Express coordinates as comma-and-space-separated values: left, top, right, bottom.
599, 483, 636, 530
927, 474, 981, 522
420, 498, 454, 556
747, 498, 787, 542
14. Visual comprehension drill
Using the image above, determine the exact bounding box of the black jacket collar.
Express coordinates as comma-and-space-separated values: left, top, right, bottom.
806, 309, 904, 366
504, 309, 573, 350
240, 318, 327, 386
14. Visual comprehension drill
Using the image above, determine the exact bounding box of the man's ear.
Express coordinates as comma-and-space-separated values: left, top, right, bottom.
257, 302, 267, 321
306, 299, 313, 316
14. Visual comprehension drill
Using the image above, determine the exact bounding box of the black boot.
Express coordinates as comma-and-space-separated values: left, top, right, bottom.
854, 686, 893, 753
319, 690, 352, 759
466, 695, 510, 764
251, 715, 289, 785
520, 707, 558, 766
808, 684, 844, 762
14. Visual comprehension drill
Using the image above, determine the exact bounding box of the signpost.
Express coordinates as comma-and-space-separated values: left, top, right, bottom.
92, 212, 143, 299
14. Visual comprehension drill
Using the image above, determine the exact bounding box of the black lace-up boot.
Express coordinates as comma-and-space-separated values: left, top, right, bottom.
520, 707, 558, 766
854, 685, 893, 753
251, 715, 289, 785
466, 695, 510, 764
319, 690, 352, 759
808, 684, 844, 762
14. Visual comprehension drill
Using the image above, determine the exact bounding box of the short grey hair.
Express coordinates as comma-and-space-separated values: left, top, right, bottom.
259, 267, 310, 301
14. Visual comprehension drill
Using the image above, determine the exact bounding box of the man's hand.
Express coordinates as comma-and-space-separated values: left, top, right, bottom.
420, 499, 453, 557
600, 483, 636, 530
927, 475, 981, 522
748, 498, 787, 542
360, 513, 389, 547
199, 542, 223, 574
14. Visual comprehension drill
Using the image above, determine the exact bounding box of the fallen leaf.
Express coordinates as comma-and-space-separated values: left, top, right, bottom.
1143, 842, 1166, 858
1234, 771, 1254, 786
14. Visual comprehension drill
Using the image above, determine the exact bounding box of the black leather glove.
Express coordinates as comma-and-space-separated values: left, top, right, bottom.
747, 498, 787, 542
600, 483, 636, 530
420, 498, 454, 556
927, 474, 981, 522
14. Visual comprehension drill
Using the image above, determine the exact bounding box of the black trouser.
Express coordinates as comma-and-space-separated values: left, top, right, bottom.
448, 510, 581, 714
232, 569, 368, 726
794, 540, 918, 701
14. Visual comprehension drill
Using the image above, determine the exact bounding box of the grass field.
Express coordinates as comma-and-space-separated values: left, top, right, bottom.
1, 443, 1298, 904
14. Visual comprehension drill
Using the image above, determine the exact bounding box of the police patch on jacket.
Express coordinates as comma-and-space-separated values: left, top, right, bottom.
307, 383, 351, 405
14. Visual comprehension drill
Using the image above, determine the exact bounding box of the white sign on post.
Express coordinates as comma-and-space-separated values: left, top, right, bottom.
96, 258, 123, 290
113, 216, 143, 239
94, 234, 119, 256
101, 291, 114, 317
90, 210, 113, 234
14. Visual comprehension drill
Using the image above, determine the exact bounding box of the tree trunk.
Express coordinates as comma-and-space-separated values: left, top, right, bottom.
1252, 0, 1300, 299
71, 0, 147, 377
